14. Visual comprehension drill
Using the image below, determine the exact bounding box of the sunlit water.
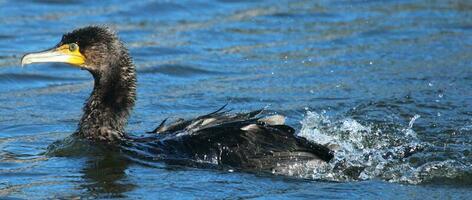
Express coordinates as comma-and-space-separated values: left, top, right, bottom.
1, 0, 472, 199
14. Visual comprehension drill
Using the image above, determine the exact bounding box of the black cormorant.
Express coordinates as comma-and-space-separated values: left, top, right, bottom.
21, 26, 333, 172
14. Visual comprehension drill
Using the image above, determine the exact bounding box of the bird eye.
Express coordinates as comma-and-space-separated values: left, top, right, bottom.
69, 43, 78, 51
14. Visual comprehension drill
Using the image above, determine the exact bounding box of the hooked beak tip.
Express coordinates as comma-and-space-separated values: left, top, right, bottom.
20, 54, 32, 67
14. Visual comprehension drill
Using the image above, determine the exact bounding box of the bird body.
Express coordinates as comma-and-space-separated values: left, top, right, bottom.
21, 26, 333, 172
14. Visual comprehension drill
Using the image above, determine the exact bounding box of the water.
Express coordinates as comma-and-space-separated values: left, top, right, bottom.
1, 0, 472, 199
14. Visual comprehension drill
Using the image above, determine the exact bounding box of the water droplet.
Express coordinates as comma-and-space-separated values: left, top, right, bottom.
438, 93, 443, 98
369, 61, 373, 65
428, 82, 433, 87
310, 90, 314, 94
437, 112, 441, 117
409, 114, 421, 129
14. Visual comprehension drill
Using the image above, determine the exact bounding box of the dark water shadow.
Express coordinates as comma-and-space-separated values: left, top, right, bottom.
79, 153, 135, 198
47, 137, 136, 198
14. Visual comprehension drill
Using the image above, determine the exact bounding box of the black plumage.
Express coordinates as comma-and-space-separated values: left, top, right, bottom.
23, 26, 334, 172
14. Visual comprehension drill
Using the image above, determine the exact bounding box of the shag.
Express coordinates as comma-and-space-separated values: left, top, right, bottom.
21, 26, 333, 171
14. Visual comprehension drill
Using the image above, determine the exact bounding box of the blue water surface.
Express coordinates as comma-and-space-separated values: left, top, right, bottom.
1, 0, 472, 199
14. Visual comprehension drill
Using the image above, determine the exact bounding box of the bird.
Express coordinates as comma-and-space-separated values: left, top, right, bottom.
21, 26, 333, 172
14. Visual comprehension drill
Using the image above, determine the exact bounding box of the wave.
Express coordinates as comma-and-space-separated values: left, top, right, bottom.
0, 73, 85, 83
139, 64, 222, 77
275, 110, 472, 185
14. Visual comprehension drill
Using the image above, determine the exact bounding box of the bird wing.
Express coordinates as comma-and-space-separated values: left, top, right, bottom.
147, 104, 264, 135
132, 106, 334, 171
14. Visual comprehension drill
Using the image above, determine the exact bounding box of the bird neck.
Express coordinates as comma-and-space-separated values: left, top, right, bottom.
76, 52, 136, 142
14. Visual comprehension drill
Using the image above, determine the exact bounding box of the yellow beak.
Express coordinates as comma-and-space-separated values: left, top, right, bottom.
21, 44, 85, 67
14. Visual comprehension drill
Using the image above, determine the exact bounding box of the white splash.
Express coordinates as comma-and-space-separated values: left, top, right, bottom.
272, 110, 471, 184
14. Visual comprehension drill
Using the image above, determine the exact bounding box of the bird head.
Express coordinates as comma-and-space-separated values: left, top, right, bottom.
21, 26, 125, 77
